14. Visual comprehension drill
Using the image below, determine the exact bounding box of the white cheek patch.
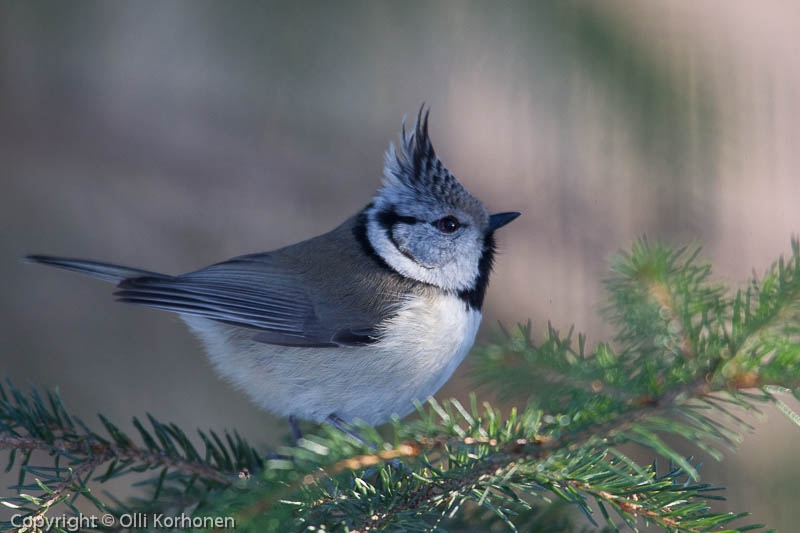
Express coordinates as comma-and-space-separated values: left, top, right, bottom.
367, 218, 432, 279
365, 213, 479, 292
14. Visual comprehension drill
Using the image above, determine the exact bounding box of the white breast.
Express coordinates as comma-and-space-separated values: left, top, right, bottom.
181, 293, 481, 426
373, 294, 482, 414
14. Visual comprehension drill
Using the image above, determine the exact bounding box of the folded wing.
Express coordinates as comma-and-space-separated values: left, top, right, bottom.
115, 257, 379, 347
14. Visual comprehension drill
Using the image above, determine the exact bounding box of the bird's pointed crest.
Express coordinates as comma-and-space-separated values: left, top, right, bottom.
380, 106, 473, 209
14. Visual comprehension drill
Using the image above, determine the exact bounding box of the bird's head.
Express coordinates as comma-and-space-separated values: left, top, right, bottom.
364, 109, 519, 304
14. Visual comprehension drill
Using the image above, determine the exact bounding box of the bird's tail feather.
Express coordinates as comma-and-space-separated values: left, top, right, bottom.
25, 255, 168, 284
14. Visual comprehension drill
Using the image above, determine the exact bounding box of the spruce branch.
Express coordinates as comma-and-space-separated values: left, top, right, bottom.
0, 381, 260, 530
2, 238, 799, 531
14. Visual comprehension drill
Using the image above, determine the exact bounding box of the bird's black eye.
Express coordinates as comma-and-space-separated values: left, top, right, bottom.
436, 216, 460, 233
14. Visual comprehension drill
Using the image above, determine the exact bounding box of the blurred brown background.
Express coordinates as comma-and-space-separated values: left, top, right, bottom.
1, 1, 798, 529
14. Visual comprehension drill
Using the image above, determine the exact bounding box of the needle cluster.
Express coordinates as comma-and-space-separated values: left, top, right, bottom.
2, 238, 799, 531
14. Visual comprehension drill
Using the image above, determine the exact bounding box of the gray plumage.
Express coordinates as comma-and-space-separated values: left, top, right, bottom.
26, 109, 519, 426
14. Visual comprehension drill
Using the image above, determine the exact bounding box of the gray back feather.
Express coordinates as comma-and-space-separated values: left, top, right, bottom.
115, 215, 433, 347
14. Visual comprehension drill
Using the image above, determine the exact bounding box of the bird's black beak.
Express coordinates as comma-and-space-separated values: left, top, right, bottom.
488, 212, 521, 232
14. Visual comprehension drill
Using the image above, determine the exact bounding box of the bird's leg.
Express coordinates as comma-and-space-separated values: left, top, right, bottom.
288, 415, 303, 445
326, 414, 374, 449
258, 418, 302, 463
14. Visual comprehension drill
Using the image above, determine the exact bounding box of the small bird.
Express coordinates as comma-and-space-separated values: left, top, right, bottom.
26, 109, 519, 437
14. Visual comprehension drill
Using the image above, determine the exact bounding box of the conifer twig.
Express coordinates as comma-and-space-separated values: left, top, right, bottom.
2, 238, 798, 531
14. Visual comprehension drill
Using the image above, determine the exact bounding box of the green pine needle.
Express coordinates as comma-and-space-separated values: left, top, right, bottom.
2, 238, 799, 531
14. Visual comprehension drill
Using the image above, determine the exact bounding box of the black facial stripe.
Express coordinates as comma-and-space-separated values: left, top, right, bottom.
375, 206, 433, 269
376, 206, 418, 231
457, 232, 496, 311
388, 232, 432, 269
353, 205, 438, 281
374, 205, 428, 266
353, 205, 396, 275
